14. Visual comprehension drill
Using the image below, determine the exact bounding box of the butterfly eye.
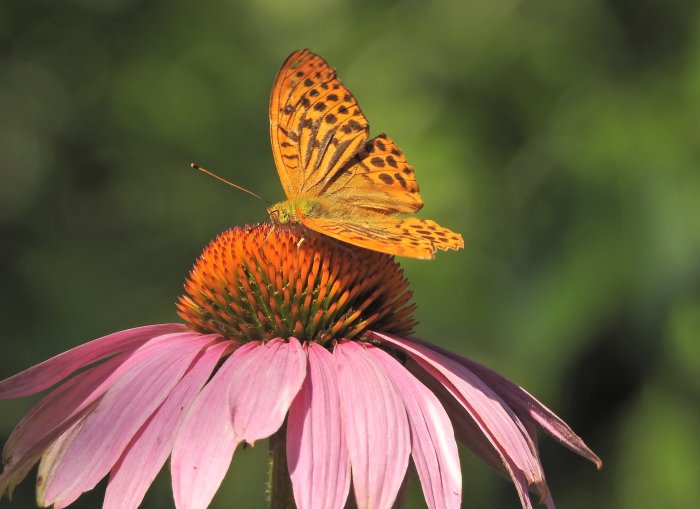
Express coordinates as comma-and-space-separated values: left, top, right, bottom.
268, 208, 284, 224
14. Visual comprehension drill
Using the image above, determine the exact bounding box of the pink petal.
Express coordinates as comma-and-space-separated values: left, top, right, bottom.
411, 360, 555, 508
36, 416, 87, 506
411, 370, 560, 509
40, 333, 214, 507
229, 338, 306, 444
0, 324, 186, 399
172, 339, 305, 509
334, 340, 410, 509
0, 451, 35, 500
418, 339, 601, 468
368, 347, 461, 509
287, 343, 350, 509
411, 361, 509, 478
2, 332, 197, 477
373, 333, 546, 509
171, 342, 253, 509
1, 354, 127, 497
103, 340, 231, 509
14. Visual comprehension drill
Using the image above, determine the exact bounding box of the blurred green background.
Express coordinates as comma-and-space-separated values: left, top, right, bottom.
1, 0, 699, 508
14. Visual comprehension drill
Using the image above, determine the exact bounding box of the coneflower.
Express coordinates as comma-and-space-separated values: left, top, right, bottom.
0, 224, 600, 509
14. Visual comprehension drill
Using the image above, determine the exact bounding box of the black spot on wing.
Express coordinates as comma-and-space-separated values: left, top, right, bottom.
371, 157, 385, 168
378, 173, 393, 184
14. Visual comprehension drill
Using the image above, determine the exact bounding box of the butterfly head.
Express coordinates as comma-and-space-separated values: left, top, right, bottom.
267, 200, 299, 225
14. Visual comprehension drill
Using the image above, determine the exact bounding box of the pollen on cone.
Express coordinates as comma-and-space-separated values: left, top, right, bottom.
177, 224, 417, 343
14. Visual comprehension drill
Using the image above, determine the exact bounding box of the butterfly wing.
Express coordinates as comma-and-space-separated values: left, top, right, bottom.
317, 133, 424, 214
270, 49, 463, 260
269, 49, 369, 199
270, 50, 424, 214
301, 211, 464, 260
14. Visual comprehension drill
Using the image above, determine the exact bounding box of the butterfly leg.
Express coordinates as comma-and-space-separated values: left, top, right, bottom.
263, 224, 277, 244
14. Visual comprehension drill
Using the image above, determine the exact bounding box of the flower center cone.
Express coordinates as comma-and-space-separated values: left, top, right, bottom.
177, 224, 416, 344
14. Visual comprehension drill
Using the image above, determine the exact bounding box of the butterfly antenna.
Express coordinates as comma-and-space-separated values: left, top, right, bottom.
190, 163, 271, 204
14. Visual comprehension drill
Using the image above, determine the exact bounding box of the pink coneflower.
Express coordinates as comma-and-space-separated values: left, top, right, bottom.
0, 225, 600, 509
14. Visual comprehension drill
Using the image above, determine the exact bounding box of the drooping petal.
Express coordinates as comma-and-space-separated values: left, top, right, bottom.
287, 343, 350, 509
171, 342, 258, 509
410, 361, 510, 478
416, 338, 601, 468
374, 333, 547, 509
0, 324, 186, 399
103, 340, 231, 509
334, 340, 410, 509
0, 450, 36, 500
0, 333, 199, 495
412, 356, 557, 509
36, 415, 87, 507
2, 332, 198, 478
228, 338, 307, 445
40, 333, 214, 508
1, 354, 127, 498
368, 347, 461, 509
412, 360, 556, 508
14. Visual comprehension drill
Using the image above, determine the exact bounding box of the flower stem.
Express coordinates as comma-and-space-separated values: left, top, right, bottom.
267, 421, 295, 509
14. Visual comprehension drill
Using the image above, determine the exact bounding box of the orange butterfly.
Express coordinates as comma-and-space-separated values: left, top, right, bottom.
267, 49, 463, 260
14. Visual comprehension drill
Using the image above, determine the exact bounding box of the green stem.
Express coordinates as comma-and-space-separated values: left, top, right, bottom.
268, 421, 295, 509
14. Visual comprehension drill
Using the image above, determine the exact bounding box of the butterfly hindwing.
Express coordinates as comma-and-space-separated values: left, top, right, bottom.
301, 212, 463, 260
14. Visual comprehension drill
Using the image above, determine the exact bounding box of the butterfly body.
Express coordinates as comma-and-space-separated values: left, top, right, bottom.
268, 49, 464, 260
268, 197, 325, 225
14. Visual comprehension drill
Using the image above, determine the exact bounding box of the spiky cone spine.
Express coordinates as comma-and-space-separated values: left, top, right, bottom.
178, 224, 417, 345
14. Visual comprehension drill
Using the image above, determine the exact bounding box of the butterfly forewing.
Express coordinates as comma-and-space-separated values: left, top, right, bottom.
270, 49, 368, 198
270, 50, 328, 197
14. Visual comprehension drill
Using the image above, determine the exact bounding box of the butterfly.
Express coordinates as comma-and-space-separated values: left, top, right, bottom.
267, 49, 463, 260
